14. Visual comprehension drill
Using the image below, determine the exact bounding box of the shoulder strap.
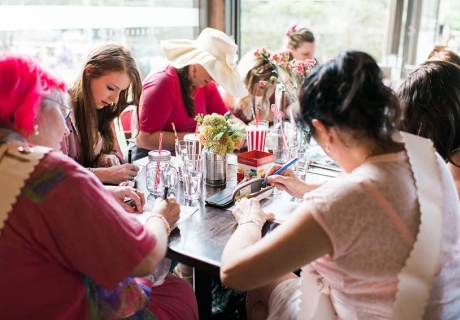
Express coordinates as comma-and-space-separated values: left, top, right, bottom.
0, 142, 50, 236
391, 132, 444, 320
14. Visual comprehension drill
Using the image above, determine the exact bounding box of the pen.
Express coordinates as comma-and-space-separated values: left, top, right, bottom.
128, 150, 132, 164
163, 186, 169, 200
262, 157, 299, 186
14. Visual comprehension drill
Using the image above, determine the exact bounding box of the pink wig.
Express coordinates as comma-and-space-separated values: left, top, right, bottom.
0, 54, 67, 136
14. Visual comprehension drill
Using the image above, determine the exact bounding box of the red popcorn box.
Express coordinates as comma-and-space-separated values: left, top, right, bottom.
237, 151, 275, 182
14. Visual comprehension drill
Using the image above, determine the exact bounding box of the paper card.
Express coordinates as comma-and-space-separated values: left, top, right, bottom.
133, 204, 199, 230
262, 198, 300, 223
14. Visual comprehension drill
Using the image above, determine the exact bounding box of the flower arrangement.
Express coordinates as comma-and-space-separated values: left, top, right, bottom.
194, 112, 245, 157
254, 47, 316, 102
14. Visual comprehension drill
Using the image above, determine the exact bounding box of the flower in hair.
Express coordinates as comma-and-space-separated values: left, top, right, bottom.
286, 24, 298, 37
259, 80, 267, 88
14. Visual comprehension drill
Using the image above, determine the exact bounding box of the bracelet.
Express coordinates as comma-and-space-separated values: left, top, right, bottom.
238, 218, 264, 230
88, 168, 96, 174
145, 214, 171, 236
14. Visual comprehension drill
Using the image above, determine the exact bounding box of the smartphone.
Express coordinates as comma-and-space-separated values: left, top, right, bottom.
205, 188, 235, 208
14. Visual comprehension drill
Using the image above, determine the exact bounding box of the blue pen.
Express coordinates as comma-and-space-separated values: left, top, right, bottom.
262, 157, 299, 186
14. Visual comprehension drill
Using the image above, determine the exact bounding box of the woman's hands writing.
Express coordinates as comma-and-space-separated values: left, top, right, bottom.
105, 185, 146, 213
266, 164, 314, 198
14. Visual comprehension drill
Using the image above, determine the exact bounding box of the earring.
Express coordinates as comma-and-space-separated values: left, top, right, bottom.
193, 65, 197, 79
325, 144, 330, 153
33, 124, 39, 136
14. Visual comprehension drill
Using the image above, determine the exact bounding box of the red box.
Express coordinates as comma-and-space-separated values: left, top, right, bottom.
237, 151, 275, 182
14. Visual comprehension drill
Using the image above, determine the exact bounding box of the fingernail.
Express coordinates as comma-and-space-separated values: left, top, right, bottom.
129, 208, 134, 213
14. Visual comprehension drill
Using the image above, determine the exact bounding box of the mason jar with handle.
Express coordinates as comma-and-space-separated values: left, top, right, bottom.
146, 150, 178, 196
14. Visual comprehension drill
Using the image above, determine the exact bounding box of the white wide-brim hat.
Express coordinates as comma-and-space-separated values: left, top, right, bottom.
161, 28, 248, 98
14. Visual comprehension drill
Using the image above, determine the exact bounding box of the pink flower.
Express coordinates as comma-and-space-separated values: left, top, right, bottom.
306, 59, 317, 67
253, 46, 317, 102
286, 24, 298, 37
259, 80, 267, 88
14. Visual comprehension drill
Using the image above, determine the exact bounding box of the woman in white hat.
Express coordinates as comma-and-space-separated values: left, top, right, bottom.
220, 49, 277, 124
130, 28, 248, 160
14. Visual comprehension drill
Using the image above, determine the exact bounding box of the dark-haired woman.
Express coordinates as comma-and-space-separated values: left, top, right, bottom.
220, 51, 460, 319
399, 60, 460, 198
130, 28, 247, 160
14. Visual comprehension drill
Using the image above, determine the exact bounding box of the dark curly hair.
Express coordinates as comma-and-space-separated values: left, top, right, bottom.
399, 60, 460, 166
297, 50, 401, 146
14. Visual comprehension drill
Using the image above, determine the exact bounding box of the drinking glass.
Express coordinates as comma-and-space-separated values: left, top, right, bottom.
291, 145, 310, 181
146, 150, 178, 196
182, 154, 203, 201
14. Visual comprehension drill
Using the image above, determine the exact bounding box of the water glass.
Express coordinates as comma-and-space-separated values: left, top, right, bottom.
182, 154, 203, 201
267, 127, 296, 164
291, 145, 310, 181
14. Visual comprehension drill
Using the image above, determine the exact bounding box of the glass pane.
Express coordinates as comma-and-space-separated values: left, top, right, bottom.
0, 1, 199, 82
240, 0, 389, 65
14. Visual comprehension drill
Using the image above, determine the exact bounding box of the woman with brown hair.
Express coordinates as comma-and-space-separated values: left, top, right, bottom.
399, 59, 460, 197
62, 43, 143, 185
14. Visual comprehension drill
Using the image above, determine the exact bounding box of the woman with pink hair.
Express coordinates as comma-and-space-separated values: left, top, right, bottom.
0, 53, 198, 319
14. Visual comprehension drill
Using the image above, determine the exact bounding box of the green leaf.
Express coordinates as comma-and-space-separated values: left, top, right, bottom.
213, 132, 224, 141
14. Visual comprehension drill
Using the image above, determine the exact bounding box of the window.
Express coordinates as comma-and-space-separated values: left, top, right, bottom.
239, 0, 450, 81
0, 1, 200, 82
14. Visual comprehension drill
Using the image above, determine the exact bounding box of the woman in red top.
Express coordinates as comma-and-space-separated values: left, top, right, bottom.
129, 27, 248, 160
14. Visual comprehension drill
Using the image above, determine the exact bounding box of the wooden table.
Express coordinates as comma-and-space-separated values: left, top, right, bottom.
134, 157, 334, 319
134, 159, 277, 319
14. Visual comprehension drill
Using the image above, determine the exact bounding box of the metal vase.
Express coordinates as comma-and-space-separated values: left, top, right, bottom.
204, 150, 227, 186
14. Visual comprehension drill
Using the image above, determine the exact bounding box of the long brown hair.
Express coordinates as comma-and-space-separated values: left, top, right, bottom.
69, 43, 142, 167
176, 65, 195, 117
399, 60, 460, 167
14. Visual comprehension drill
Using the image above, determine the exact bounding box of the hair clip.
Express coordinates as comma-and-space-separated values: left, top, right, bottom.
286, 24, 298, 37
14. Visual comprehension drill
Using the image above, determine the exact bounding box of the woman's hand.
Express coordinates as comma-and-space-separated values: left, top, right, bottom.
97, 154, 121, 167
96, 164, 140, 185
266, 164, 309, 198
232, 197, 275, 226
151, 197, 181, 227
105, 185, 146, 213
